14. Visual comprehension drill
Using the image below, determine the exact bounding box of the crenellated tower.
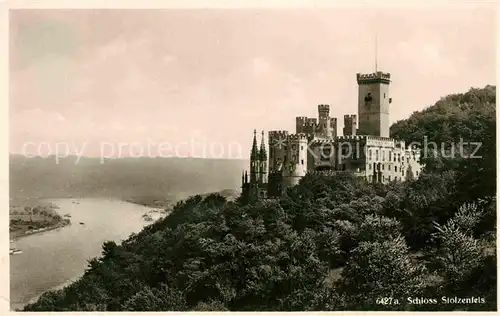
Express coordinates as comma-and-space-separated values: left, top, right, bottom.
357, 71, 391, 137
282, 133, 308, 187
343, 115, 357, 136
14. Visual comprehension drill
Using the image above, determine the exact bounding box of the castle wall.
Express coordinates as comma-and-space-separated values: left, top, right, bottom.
336, 135, 367, 177
268, 130, 288, 173
309, 139, 336, 171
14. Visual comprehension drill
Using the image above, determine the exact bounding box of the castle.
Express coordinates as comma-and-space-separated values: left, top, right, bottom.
241, 70, 423, 202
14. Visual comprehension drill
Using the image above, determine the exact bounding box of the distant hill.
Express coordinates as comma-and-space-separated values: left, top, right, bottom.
9, 155, 248, 204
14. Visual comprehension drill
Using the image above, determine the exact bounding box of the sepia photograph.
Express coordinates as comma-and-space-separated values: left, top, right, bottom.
7, 2, 497, 312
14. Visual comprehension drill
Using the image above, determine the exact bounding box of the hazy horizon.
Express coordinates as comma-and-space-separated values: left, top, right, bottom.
9, 6, 496, 158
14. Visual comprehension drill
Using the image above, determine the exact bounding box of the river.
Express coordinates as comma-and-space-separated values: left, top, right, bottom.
10, 198, 165, 310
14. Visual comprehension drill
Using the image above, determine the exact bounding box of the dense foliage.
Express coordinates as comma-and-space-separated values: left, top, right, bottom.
24, 86, 496, 311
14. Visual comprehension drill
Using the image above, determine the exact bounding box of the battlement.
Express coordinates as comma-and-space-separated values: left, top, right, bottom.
337, 135, 367, 142
311, 139, 335, 145
344, 114, 357, 123
318, 104, 330, 112
305, 122, 319, 128
269, 130, 289, 139
287, 133, 309, 141
308, 170, 365, 178
356, 71, 391, 84
365, 135, 394, 142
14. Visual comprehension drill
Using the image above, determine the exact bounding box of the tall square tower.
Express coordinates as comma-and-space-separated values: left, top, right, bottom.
356, 71, 391, 137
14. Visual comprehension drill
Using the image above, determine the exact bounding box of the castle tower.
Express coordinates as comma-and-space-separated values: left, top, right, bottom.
250, 129, 259, 183
283, 133, 308, 187
268, 130, 288, 173
343, 115, 357, 136
356, 71, 391, 137
267, 130, 288, 197
330, 117, 338, 138
295, 117, 307, 134
318, 104, 330, 137
259, 130, 268, 184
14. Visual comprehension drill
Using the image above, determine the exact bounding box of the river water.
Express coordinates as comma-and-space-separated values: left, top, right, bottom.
10, 198, 164, 310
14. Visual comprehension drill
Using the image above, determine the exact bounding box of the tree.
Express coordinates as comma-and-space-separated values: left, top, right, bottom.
334, 236, 428, 310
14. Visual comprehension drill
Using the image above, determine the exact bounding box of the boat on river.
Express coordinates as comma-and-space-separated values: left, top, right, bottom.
9, 248, 22, 255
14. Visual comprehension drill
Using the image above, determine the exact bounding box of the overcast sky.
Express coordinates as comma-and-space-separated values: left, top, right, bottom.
9, 6, 496, 158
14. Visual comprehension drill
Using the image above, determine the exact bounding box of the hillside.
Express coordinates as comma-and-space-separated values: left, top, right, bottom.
391, 85, 496, 203
10, 155, 248, 204
23, 86, 496, 311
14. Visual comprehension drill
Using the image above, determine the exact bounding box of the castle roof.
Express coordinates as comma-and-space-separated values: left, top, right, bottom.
259, 130, 267, 160
251, 129, 259, 161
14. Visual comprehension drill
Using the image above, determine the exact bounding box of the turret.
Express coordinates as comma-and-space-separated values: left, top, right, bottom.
250, 129, 259, 183
259, 130, 268, 183
318, 104, 331, 137
343, 115, 357, 136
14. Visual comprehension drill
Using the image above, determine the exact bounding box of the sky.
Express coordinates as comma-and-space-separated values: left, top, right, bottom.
9, 6, 496, 158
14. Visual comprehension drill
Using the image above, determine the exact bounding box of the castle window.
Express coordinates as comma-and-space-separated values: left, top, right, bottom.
402, 170, 405, 176
382, 151, 385, 161
395, 166, 397, 172
388, 176, 391, 181
389, 152, 392, 161
301, 159, 304, 165
376, 150, 379, 160
301, 146, 304, 150
384, 93, 386, 98
382, 164, 385, 170
368, 164, 371, 170
394, 156, 396, 162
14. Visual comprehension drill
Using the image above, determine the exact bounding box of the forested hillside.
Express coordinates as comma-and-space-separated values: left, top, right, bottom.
24, 86, 496, 311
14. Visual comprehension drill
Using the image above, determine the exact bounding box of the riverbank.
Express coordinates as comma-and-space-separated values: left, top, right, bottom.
10, 198, 163, 311
124, 196, 174, 210
124, 189, 240, 209
9, 198, 71, 240
10, 220, 71, 240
